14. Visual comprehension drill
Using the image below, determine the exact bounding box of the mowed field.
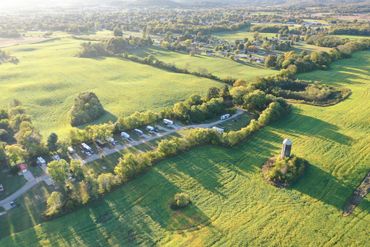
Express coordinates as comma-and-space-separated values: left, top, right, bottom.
137, 47, 278, 81
0, 51, 369, 246
0, 38, 222, 138
214, 29, 277, 42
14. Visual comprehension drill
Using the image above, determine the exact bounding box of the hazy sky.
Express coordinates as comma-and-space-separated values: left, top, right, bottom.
0, 0, 90, 10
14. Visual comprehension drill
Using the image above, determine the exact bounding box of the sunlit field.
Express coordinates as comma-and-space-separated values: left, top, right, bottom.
214, 30, 277, 42
0, 38, 222, 138
1, 51, 369, 246
135, 47, 278, 81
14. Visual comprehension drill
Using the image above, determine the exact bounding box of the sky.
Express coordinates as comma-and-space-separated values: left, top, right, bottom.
0, 0, 90, 10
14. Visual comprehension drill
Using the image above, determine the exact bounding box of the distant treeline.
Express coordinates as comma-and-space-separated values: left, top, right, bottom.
78, 37, 237, 85
265, 38, 370, 74
329, 24, 370, 36
306, 35, 348, 48
149, 22, 251, 35
0, 50, 19, 65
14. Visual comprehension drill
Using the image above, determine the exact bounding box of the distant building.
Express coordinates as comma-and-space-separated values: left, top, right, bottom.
281, 139, 292, 158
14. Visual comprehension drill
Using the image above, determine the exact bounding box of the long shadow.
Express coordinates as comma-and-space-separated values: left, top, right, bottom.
273, 109, 352, 145
291, 163, 355, 211
76, 110, 118, 130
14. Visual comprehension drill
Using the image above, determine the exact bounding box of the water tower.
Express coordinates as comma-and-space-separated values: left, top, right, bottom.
281, 139, 292, 158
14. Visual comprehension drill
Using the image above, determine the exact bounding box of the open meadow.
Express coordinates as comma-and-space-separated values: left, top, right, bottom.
214, 29, 277, 42
0, 38, 223, 138
0, 51, 369, 246
136, 47, 278, 81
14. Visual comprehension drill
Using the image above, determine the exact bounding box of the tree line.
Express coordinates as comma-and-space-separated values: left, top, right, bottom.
44, 92, 291, 217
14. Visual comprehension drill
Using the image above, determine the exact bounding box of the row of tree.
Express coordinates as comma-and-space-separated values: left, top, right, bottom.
45, 94, 290, 217
69, 87, 231, 145
265, 39, 370, 73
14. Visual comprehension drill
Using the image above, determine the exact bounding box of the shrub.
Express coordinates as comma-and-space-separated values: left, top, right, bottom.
70, 92, 105, 126
262, 155, 307, 187
170, 193, 191, 209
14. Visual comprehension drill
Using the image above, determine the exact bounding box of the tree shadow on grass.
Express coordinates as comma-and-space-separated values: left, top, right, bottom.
291, 163, 355, 211
273, 109, 353, 145
76, 110, 118, 130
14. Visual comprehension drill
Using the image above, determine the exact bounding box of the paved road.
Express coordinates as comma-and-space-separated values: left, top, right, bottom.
83, 109, 245, 164
0, 175, 50, 210
0, 110, 245, 212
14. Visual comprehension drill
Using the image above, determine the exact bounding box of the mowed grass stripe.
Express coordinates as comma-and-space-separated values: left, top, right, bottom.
0, 52, 369, 246
0, 38, 222, 138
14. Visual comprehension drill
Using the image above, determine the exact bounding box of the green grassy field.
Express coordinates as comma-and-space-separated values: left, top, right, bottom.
136, 47, 278, 81
334, 35, 370, 40
0, 169, 26, 200
0, 51, 368, 246
214, 30, 277, 42
0, 38, 222, 138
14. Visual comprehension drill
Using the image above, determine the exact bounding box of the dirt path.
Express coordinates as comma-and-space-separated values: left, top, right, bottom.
343, 171, 370, 216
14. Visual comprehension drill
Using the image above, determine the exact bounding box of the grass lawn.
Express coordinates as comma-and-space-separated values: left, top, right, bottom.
216, 113, 251, 131
0, 38, 222, 139
0, 51, 368, 246
0, 183, 52, 239
0, 169, 27, 201
136, 47, 278, 82
214, 30, 277, 42
333, 35, 370, 40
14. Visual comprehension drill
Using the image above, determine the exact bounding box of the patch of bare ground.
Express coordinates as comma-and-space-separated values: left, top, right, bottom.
343, 171, 370, 216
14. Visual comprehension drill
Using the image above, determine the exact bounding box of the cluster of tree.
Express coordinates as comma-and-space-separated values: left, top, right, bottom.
168, 91, 230, 124
105, 36, 153, 54
264, 39, 370, 73
45, 159, 120, 217
70, 92, 106, 127
0, 29, 21, 38
329, 24, 370, 36
170, 193, 191, 210
262, 39, 292, 51
0, 50, 19, 65
78, 37, 153, 58
149, 21, 250, 36
306, 35, 348, 48
0, 101, 48, 173
262, 155, 307, 187
69, 123, 114, 145
68, 86, 231, 145
45, 93, 290, 217
252, 76, 351, 106
78, 42, 108, 58
251, 25, 287, 34
122, 54, 236, 85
